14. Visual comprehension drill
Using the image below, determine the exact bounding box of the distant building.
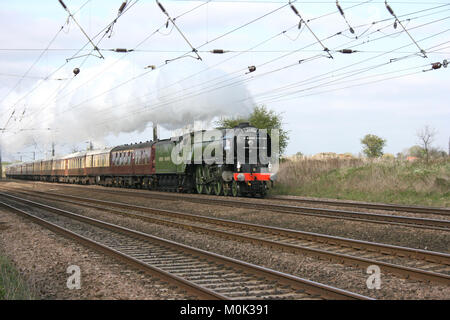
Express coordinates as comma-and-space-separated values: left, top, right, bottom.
312, 152, 337, 160
338, 153, 354, 159
284, 152, 356, 161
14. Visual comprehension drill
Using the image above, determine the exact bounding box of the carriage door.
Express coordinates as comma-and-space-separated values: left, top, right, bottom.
64, 159, 68, 176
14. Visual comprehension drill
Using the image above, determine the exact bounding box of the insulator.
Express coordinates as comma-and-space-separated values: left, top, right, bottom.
339, 49, 355, 54
393, 21, 397, 29
248, 66, 256, 73
166, 20, 169, 28
298, 20, 302, 30
118, 2, 127, 14
73, 68, 80, 76
349, 27, 355, 34
336, 3, 344, 16
114, 48, 128, 53
157, 1, 166, 13
290, 5, 299, 15
385, 4, 395, 16
211, 49, 225, 54
145, 65, 156, 70
58, 0, 67, 10
443, 59, 448, 68
431, 62, 442, 70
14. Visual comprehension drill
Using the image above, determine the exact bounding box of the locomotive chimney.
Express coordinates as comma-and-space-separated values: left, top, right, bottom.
153, 122, 158, 141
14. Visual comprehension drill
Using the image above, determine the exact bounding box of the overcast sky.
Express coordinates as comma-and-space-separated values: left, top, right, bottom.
0, 0, 449, 161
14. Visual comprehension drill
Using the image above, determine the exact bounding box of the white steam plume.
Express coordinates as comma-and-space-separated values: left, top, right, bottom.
0, 57, 254, 156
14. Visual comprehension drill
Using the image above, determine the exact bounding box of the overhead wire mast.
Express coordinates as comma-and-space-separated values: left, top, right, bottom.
155, 0, 202, 62
384, 0, 427, 58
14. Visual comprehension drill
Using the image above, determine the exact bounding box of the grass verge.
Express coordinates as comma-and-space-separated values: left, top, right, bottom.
272, 158, 450, 207
0, 253, 36, 300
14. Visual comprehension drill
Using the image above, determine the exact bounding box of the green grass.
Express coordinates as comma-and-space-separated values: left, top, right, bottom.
272, 158, 450, 207
0, 254, 36, 300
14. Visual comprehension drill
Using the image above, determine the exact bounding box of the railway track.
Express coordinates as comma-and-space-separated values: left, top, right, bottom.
270, 196, 450, 216
5, 189, 450, 286
0, 192, 370, 300
33, 183, 450, 231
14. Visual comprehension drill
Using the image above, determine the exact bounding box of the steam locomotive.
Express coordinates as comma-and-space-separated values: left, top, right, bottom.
5, 123, 276, 197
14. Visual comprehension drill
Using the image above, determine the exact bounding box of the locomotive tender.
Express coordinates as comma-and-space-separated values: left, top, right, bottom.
6, 123, 276, 197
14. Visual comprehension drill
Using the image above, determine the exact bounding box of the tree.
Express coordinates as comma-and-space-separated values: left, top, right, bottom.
407, 145, 424, 158
360, 134, 386, 158
429, 147, 447, 159
382, 153, 395, 160
417, 125, 437, 163
404, 145, 446, 161
216, 105, 290, 154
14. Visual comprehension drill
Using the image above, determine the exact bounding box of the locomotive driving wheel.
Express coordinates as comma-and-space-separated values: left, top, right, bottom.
223, 182, 231, 196
231, 180, 240, 197
214, 180, 223, 196
195, 166, 203, 194
203, 166, 213, 195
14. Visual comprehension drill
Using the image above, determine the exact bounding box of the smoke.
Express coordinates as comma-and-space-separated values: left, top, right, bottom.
0, 57, 254, 156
